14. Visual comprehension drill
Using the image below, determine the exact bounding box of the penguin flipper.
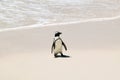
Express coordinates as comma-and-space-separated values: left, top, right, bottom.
51, 41, 55, 53
62, 41, 67, 51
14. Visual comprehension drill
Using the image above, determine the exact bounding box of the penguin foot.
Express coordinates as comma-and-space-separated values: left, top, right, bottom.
54, 55, 58, 58
54, 54, 58, 58
61, 55, 70, 58
54, 55, 70, 58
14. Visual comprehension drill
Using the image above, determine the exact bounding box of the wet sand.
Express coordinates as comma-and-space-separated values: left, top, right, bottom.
0, 17, 120, 80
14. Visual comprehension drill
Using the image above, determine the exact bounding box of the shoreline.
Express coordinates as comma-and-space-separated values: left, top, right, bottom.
0, 16, 120, 54
0, 13, 120, 80
0, 15, 120, 32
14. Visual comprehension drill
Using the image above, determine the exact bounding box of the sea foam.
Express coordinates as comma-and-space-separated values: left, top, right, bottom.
0, 15, 120, 32
0, 0, 120, 29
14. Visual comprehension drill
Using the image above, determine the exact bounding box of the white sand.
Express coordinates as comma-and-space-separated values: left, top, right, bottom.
0, 18, 120, 80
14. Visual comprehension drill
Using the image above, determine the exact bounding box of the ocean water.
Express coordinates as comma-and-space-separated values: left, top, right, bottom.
0, 0, 120, 29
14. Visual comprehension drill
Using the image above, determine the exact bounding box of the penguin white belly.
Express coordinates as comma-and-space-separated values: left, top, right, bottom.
54, 39, 62, 53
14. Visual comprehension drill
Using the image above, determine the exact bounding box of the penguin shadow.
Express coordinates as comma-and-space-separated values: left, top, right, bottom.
55, 55, 70, 58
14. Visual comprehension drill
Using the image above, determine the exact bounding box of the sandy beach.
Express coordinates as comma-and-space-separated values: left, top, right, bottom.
0, 17, 120, 80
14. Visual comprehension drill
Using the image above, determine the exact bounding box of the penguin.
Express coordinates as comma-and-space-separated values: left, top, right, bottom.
51, 31, 67, 58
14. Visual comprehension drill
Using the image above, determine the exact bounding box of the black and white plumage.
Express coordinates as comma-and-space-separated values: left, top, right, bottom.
51, 31, 67, 57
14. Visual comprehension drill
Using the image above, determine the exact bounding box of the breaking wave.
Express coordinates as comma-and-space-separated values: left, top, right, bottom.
0, 0, 120, 29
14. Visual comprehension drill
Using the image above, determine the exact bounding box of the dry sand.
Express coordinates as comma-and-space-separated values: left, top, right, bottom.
0, 18, 120, 80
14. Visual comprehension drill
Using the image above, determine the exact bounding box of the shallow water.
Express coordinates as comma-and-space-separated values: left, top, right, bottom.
0, 0, 120, 29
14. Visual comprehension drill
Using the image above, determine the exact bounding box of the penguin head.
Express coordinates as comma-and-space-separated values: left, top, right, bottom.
55, 31, 62, 37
